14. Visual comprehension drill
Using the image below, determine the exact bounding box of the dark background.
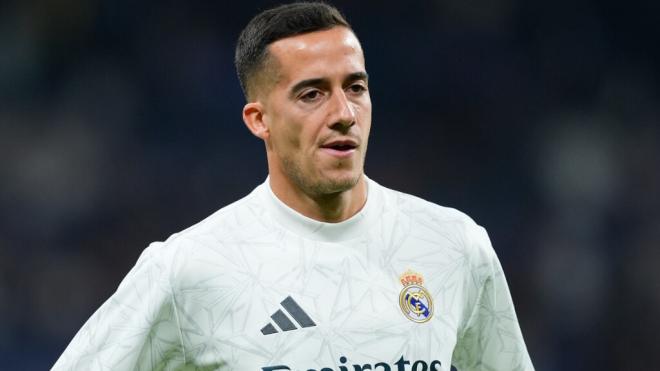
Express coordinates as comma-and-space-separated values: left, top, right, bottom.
1, 0, 659, 369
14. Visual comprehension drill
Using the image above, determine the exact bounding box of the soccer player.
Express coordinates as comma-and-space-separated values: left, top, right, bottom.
53, 2, 534, 370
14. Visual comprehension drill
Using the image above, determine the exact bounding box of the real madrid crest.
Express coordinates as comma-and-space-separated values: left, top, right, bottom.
399, 269, 433, 323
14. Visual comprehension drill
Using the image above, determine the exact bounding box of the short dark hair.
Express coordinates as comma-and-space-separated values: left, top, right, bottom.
235, 2, 351, 100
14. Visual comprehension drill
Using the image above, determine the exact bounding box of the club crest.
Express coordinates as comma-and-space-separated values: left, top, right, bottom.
399, 269, 433, 323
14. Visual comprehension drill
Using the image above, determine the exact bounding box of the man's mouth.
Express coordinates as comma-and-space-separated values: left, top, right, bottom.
327, 144, 356, 151
320, 139, 358, 157
321, 139, 358, 150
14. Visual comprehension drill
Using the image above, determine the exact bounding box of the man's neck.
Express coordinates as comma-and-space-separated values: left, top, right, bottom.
268, 174, 367, 223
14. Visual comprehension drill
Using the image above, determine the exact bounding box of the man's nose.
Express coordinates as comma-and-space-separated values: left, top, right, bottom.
328, 90, 356, 130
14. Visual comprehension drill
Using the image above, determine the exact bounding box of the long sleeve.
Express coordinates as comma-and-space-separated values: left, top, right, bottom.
451, 226, 534, 371
52, 242, 185, 371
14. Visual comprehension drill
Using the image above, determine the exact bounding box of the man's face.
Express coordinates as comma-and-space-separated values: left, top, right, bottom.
258, 26, 372, 196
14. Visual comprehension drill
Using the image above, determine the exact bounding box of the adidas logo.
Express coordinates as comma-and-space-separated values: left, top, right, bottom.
261, 296, 316, 335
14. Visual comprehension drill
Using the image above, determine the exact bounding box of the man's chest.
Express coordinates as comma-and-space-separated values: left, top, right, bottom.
173, 236, 468, 370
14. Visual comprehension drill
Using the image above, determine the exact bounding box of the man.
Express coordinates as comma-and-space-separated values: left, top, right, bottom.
53, 2, 534, 370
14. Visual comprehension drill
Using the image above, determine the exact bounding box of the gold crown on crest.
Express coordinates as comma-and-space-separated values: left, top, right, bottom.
399, 269, 424, 287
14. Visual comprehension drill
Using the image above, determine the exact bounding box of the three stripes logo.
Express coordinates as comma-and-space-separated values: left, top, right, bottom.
261, 296, 316, 335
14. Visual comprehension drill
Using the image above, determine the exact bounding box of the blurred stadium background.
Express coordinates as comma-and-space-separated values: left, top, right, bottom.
1, 0, 658, 369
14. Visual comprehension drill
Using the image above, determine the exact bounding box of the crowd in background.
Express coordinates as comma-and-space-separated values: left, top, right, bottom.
1, 0, 658, 369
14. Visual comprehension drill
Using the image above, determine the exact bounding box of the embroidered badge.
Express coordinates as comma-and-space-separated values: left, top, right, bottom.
399, 269, 433, 323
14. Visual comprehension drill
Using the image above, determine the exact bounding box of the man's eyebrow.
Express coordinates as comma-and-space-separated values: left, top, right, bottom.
346, 71, 369, 83
289, 78, 326, 97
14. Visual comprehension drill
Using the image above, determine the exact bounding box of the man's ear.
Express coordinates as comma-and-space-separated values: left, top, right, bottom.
242, 101, 269, 140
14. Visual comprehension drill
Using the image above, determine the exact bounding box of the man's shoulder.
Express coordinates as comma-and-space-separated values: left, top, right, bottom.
154, 182, 269, 253
374, 180, 493, 258
376, 181, 477, 229
129, 183, 272, 283
182, 186, 265, 237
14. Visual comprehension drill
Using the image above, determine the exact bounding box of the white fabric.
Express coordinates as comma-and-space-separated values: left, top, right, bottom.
53, 176, 534, 371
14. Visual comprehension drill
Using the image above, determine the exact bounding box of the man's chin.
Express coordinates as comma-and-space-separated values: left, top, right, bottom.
314, 172, 362, 195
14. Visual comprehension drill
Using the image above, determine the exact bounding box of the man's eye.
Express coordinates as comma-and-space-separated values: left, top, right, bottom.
348, 84, 367, 94
300, 90, 321, 101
